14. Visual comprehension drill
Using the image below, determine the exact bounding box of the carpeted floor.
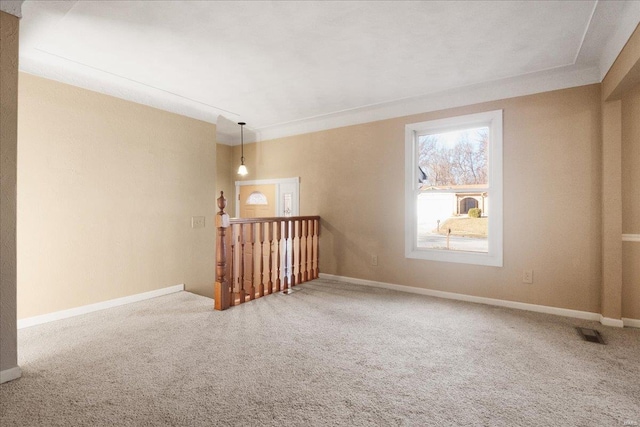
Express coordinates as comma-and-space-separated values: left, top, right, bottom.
1, 278, 639, 426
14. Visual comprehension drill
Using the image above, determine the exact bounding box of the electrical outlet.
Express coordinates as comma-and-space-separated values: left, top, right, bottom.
371, 255, 378, 266
523, 269, 533, 284
191, 216, 205, 229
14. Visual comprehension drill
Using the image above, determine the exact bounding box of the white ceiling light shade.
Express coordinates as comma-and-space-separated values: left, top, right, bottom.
237, 122, 248, 176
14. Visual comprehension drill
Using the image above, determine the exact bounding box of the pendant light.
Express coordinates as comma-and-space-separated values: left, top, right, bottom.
237, 121, 248, 176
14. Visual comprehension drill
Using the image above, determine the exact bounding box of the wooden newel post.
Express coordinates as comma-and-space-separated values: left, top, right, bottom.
214, 191, 231, 310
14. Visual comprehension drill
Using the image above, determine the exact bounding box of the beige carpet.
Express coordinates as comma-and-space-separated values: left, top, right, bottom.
1, 279, 639, 426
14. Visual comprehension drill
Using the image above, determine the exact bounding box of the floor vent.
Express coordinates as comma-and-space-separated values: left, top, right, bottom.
577, 327, 605, 344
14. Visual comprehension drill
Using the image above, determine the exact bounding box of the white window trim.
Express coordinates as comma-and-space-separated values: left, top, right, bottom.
404, 110, 503, 267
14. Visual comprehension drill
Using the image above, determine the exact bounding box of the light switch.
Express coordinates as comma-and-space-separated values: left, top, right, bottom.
192, 216, 205, 229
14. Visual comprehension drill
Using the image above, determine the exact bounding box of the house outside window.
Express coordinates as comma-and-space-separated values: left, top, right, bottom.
405, 110, 503, 267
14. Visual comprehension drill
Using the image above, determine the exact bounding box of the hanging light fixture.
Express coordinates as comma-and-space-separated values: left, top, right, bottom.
237, 121, 248, 176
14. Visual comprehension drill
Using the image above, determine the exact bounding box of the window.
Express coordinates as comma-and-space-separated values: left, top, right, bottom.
405, 110, 503, 266
282, 193, 293, 217
246, 191, 268, 205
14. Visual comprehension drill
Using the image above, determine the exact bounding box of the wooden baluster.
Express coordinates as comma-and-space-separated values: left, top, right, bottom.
310, 219, 317, 279
275, 220, 282, 292
289, 219, 294, 288
258, 222, 265, 297
293, 220, 298, 285
303, 219, 309, 282
297, 220, 302, 285
225, 229, 231, 281
225, 224, 233, 304
248, 223, 255, 300
214, 191, 230, 310
282, 220, 290, 292
308, 219, 315, 280
297, 220, 303, 285
230, 224, 237, 306
314, 218, 320, 278
306, 220, 311, 281
290, 220, 297, 287
266, 222, 273, 295
239, 224, 246, 304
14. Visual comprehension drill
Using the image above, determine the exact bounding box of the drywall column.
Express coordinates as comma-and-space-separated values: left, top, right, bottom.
621, 86, 640, 322
602, 24, 640, 102
600, 100, 623, 325
0, 7, 22, 383
600, 23, 640, 326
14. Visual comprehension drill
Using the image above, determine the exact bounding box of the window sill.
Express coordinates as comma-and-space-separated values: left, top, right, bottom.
405, 247, 503, 267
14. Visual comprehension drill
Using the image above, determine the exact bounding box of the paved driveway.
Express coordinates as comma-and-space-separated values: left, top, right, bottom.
418, 232, 488, 252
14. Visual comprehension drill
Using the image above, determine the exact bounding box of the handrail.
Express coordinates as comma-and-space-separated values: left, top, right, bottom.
229, 215, 321, 224
214, 191, 320, 311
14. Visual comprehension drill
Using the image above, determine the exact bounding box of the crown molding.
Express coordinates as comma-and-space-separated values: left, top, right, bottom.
256, 64, 600, 142
0, 0, 23, 18
21, 46, 599, 145
19, 51, 225, 126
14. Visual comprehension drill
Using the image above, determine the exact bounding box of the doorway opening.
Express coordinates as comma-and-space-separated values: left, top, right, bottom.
460, 197, 478, 215
235, 177, 300, 218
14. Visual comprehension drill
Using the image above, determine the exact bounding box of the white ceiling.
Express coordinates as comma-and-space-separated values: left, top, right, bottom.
16, 0, 640, 144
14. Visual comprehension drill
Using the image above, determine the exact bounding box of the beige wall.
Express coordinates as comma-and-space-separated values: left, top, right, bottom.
622, 84, 640, 234
622, 84, 640, 319
216, 143, 235, 216
237, 84, 603, 313
0, 11, 20, 374
601, 23, 640, 322
17, 73, 217, 319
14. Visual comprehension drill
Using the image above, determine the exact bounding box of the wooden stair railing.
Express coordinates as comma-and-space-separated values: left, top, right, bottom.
214, 191, 320, 311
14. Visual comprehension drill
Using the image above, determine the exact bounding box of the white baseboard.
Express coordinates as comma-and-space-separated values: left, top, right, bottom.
319, 273, 603, 322
0, 366, 22, 384
622, 318, 640, 328
17, 284, 185, 329
599, 316, 625, 328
